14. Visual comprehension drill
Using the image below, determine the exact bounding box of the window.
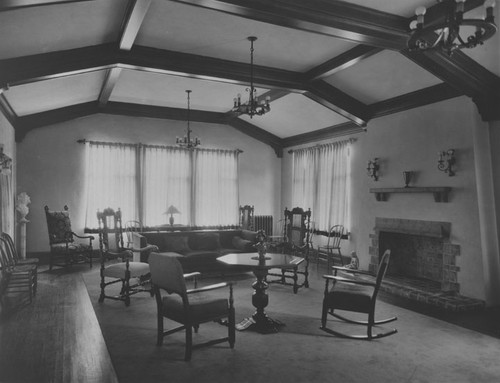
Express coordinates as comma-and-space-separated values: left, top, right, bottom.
83, 141, 240, 229
291, 139, 352, 232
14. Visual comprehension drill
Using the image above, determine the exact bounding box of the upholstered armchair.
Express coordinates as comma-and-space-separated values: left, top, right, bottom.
44, 205, 94, 270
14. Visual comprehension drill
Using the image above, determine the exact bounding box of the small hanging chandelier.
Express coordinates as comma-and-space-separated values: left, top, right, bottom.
408, 0, 497, 56
232, 36, 271, 118
176, 90, 200, 149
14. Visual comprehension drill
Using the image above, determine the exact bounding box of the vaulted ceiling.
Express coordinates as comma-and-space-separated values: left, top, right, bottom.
0, 0, 499, 157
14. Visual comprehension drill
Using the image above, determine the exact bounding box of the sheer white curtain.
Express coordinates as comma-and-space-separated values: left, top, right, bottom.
292, 140, 352, 232
84, 142, 138, 228
84, 141, 240, 229
142, 146, 191, 226
193, 149, 239, 227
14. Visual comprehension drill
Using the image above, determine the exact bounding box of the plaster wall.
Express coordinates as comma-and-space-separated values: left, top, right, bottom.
282, 96, 485, 301
16, 113, 281, 253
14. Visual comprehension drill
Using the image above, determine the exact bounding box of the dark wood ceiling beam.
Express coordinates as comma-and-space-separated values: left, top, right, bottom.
103, 102, 227, 124
0, 44, 118, 87
168, 0, 409, 50
226, 118, 284, 158
119, 0, 152, 50
14, 100, 284, 152
0, 0, 92, 11
304, 45, 383, 82
305, 80, 370, 126
402, 49, 500, 121
369, 83, 463, 118
0, 44, 305, 92
98, 67, 123, 106
121, 45, 305, 91
0, 94, 18, 128
406, 0, 486, 28
15, 101, 100, 142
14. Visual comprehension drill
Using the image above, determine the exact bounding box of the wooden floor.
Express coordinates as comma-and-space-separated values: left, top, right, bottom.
0, 266, 118, 383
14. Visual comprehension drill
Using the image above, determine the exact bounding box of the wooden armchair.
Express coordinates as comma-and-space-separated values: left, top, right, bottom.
239, 205, 255, 230
149, 253, 235, 361
0, 233, 37, 310
320, 249, 397, 340
97, 208, 158, 307
267, 207, 311, 293
44, 205, 94, 270
317, 224, 346, 269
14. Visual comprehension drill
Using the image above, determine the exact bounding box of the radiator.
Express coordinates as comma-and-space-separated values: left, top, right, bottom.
254, 215, 273, 236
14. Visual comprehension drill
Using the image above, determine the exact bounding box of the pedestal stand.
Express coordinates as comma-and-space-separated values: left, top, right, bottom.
18, 217, 28, 260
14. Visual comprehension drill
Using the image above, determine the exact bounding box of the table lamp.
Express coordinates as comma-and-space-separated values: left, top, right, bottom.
165, 205, 181, 226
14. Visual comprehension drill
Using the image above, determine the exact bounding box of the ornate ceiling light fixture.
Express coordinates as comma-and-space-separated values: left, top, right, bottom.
232, 36, 270, 118
176, 90, 200, 149
408, 0, 497, 56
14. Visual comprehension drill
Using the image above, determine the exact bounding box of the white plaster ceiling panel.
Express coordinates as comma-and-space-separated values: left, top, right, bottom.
4, 70, 107, 116
111, 69, 266, 113
0, 0, 127, 60
239, 93, 350, 139
325, 49, 442, 104
136, 0, 358, 72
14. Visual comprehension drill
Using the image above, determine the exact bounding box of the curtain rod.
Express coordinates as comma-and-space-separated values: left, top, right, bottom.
287, 137, 357, 154
77, 139, 243, 154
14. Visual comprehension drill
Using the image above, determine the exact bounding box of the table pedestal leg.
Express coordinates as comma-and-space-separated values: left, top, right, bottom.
249, 267, 284, 334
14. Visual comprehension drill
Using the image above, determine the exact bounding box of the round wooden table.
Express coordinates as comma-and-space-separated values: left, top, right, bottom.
217, 252, 304, 334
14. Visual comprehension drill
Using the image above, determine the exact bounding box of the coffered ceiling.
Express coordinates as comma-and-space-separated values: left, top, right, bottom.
0, 0, 498, 156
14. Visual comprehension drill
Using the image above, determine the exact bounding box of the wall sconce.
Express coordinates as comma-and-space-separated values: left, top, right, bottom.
0, 144, 12, 175
437, 149, 455, 176
367, 158, 379, 181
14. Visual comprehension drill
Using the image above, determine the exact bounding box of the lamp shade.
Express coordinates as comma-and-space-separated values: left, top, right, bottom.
165, 205, 181, 215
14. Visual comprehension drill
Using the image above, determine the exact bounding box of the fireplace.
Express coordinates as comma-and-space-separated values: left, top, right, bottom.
368, 218, 483, 311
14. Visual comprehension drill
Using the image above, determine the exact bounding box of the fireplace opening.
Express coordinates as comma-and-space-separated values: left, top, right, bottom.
368, 218, 484, 311
379, 231, 443, 282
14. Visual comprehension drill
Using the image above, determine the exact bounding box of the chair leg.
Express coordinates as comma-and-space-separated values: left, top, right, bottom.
185, 326, 193, 361
156, 315, 164, 346
228, 307, 236, 349
292, 267, 299, 294
320, 300, 329, 329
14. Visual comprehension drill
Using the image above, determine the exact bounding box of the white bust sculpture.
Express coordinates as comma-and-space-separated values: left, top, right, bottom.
16, 192, 31, 221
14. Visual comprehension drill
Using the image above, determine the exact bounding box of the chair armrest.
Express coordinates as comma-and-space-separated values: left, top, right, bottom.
183, 272, 201, 279
323, 274, 376, 287
106, 249, 133, 260
186, 282, 232, 294
72, 232, 95, 241
128, 244, 159, 253
332, 266, 373, 276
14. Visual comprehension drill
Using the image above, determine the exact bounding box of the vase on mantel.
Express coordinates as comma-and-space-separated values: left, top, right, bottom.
403, 171, 413, 188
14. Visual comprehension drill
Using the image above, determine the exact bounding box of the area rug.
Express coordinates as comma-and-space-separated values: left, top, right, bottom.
82, 267, 500, 383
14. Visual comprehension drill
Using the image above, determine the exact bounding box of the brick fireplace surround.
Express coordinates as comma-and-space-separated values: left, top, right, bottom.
369, 217, 484, 311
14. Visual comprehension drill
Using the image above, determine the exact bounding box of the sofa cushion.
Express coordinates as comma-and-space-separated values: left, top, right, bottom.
190, 233, 220, 251
240, 229, 258, 242
232, 236, 255, 252
163, 235, 190, 253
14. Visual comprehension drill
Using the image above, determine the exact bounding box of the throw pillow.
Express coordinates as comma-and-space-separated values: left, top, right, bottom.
240, 229, 257, 242
164, 236, 190, 253
232, 236, 254, 251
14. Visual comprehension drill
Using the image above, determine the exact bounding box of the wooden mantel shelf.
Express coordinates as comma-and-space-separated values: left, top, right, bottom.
369, 187, 452, 202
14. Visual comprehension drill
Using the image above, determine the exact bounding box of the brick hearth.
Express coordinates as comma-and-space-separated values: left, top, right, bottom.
369, 217, 485, 312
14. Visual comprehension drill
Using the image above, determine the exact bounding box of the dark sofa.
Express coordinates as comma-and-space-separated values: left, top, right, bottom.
135, 229, 258, 273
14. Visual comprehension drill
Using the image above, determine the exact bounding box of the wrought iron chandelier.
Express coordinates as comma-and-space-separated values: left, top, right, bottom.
232, 36, 270, 118
176, 90, 200, 149
408, 0, 497, 56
